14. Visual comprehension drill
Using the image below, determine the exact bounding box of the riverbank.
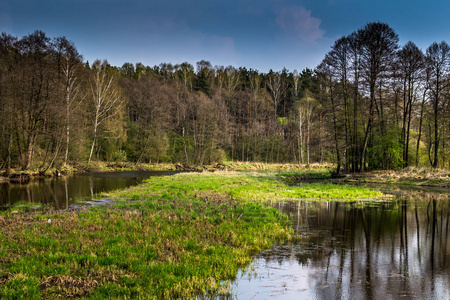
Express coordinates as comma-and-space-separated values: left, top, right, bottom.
0, 162, 176, 184
340, 167, 450, 188
2, 161, 449, 189
0, 161, 224, 183
0, 170, 385, 299
0, 161, 329, 181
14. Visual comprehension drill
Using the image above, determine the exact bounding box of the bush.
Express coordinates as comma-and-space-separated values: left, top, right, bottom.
209, 148, 227, 164
112, 150, 127, 162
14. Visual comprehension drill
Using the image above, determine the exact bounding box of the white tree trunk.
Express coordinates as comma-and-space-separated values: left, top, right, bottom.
87, 61, 122, 164
298, 110, 304, 164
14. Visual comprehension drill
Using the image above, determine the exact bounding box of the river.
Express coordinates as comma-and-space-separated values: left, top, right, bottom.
0, 171, 177, 210
230, 190, 450, 299
2, 173, 449, 299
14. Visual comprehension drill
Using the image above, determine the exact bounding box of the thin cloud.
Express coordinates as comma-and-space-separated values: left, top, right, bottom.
276, 6, 325, 42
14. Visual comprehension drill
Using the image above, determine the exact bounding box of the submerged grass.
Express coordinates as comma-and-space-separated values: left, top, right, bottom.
0, 170, 383, 299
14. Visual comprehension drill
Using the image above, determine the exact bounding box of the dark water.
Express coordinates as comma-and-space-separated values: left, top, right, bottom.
232, 191, 450, 299
0, 171, 177, 210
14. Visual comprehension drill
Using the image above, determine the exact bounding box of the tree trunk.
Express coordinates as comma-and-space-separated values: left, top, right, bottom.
307, 115, 310, 165
401, 79, 407, 166
433, 96, 439, 167
416, 88, 427, 166
331, 91, 341, 173
361, 99, 374, 172
25, 135, 36, 170
298, 109, 304, 164
64, 87, 70, 165
88, 113, 99, 164
405, 81, 414, 167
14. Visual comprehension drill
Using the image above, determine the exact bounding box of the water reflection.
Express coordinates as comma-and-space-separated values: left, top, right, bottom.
233, 193, 450, 299
0, 171, 177, 210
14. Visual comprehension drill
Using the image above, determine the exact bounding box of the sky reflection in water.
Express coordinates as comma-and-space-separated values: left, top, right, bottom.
232, 193, 450, 300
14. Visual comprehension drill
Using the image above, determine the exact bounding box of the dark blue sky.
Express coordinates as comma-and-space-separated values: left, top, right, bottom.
1, 0, 449, 72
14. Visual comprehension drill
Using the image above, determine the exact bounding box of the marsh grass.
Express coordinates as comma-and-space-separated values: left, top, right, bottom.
0, 183, 290, 298
2, 201, 49, 213
116, 171, 383, 202
0, 170, 383, 299
224, 161, 333, 172
344, 167, 450, 188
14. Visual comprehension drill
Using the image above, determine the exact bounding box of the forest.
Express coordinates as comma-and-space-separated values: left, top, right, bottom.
0, 22, 449, 174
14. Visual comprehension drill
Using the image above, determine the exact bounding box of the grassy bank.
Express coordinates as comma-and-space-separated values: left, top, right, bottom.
0, 170, 384, 298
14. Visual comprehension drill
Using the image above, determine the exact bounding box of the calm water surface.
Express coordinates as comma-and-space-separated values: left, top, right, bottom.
3, 173, 450, 299
0, 171, 177, 209
231, 190, 450, 300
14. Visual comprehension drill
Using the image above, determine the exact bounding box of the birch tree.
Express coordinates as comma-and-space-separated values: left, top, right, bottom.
54, 36, 83, 165
225, 66, 240, 93
266, 71, 287, 119
293, 100, 304, 164
292, 70, 304, 164
299, 92, 317, 165
88, 60, 123, 163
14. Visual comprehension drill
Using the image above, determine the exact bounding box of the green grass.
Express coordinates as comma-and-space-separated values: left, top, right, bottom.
0, 179, 291, 298
115, 171, 383, 202
3, 201, 49, 212
0, 170, 383, 299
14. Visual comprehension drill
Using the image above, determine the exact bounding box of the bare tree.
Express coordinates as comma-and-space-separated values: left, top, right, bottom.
54, 36, 83, 165
0, 32, 17, 174
293, 100, 305, 164
317, 62, 341, 173
426, 41, 450, 167
225, 66, 240, 93
299, 92, 317, 165
175, 62, 194, 91
397, 41, 425, 167
15, 30, 56, 170
266, 71, 287, 119
88, 60, 123, 163
322, 36, 352, 172
292, 69, 302, 100
357, 22, 399, 171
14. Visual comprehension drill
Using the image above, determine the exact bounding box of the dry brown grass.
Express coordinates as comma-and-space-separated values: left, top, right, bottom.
347, 167, 450, 187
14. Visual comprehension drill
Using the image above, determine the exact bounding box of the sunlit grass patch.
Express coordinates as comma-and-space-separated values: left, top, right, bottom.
114, 171, 383, 202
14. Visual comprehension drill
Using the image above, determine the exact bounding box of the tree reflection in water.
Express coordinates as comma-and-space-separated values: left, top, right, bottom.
0, 171, 177, 209
232, 191, 450, 299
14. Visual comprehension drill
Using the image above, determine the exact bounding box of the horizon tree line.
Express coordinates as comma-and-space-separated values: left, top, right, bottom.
0, 23, 449, 173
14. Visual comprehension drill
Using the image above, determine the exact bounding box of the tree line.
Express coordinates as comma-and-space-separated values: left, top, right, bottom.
317, 22, 450, 172
0, 23, 449, 173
